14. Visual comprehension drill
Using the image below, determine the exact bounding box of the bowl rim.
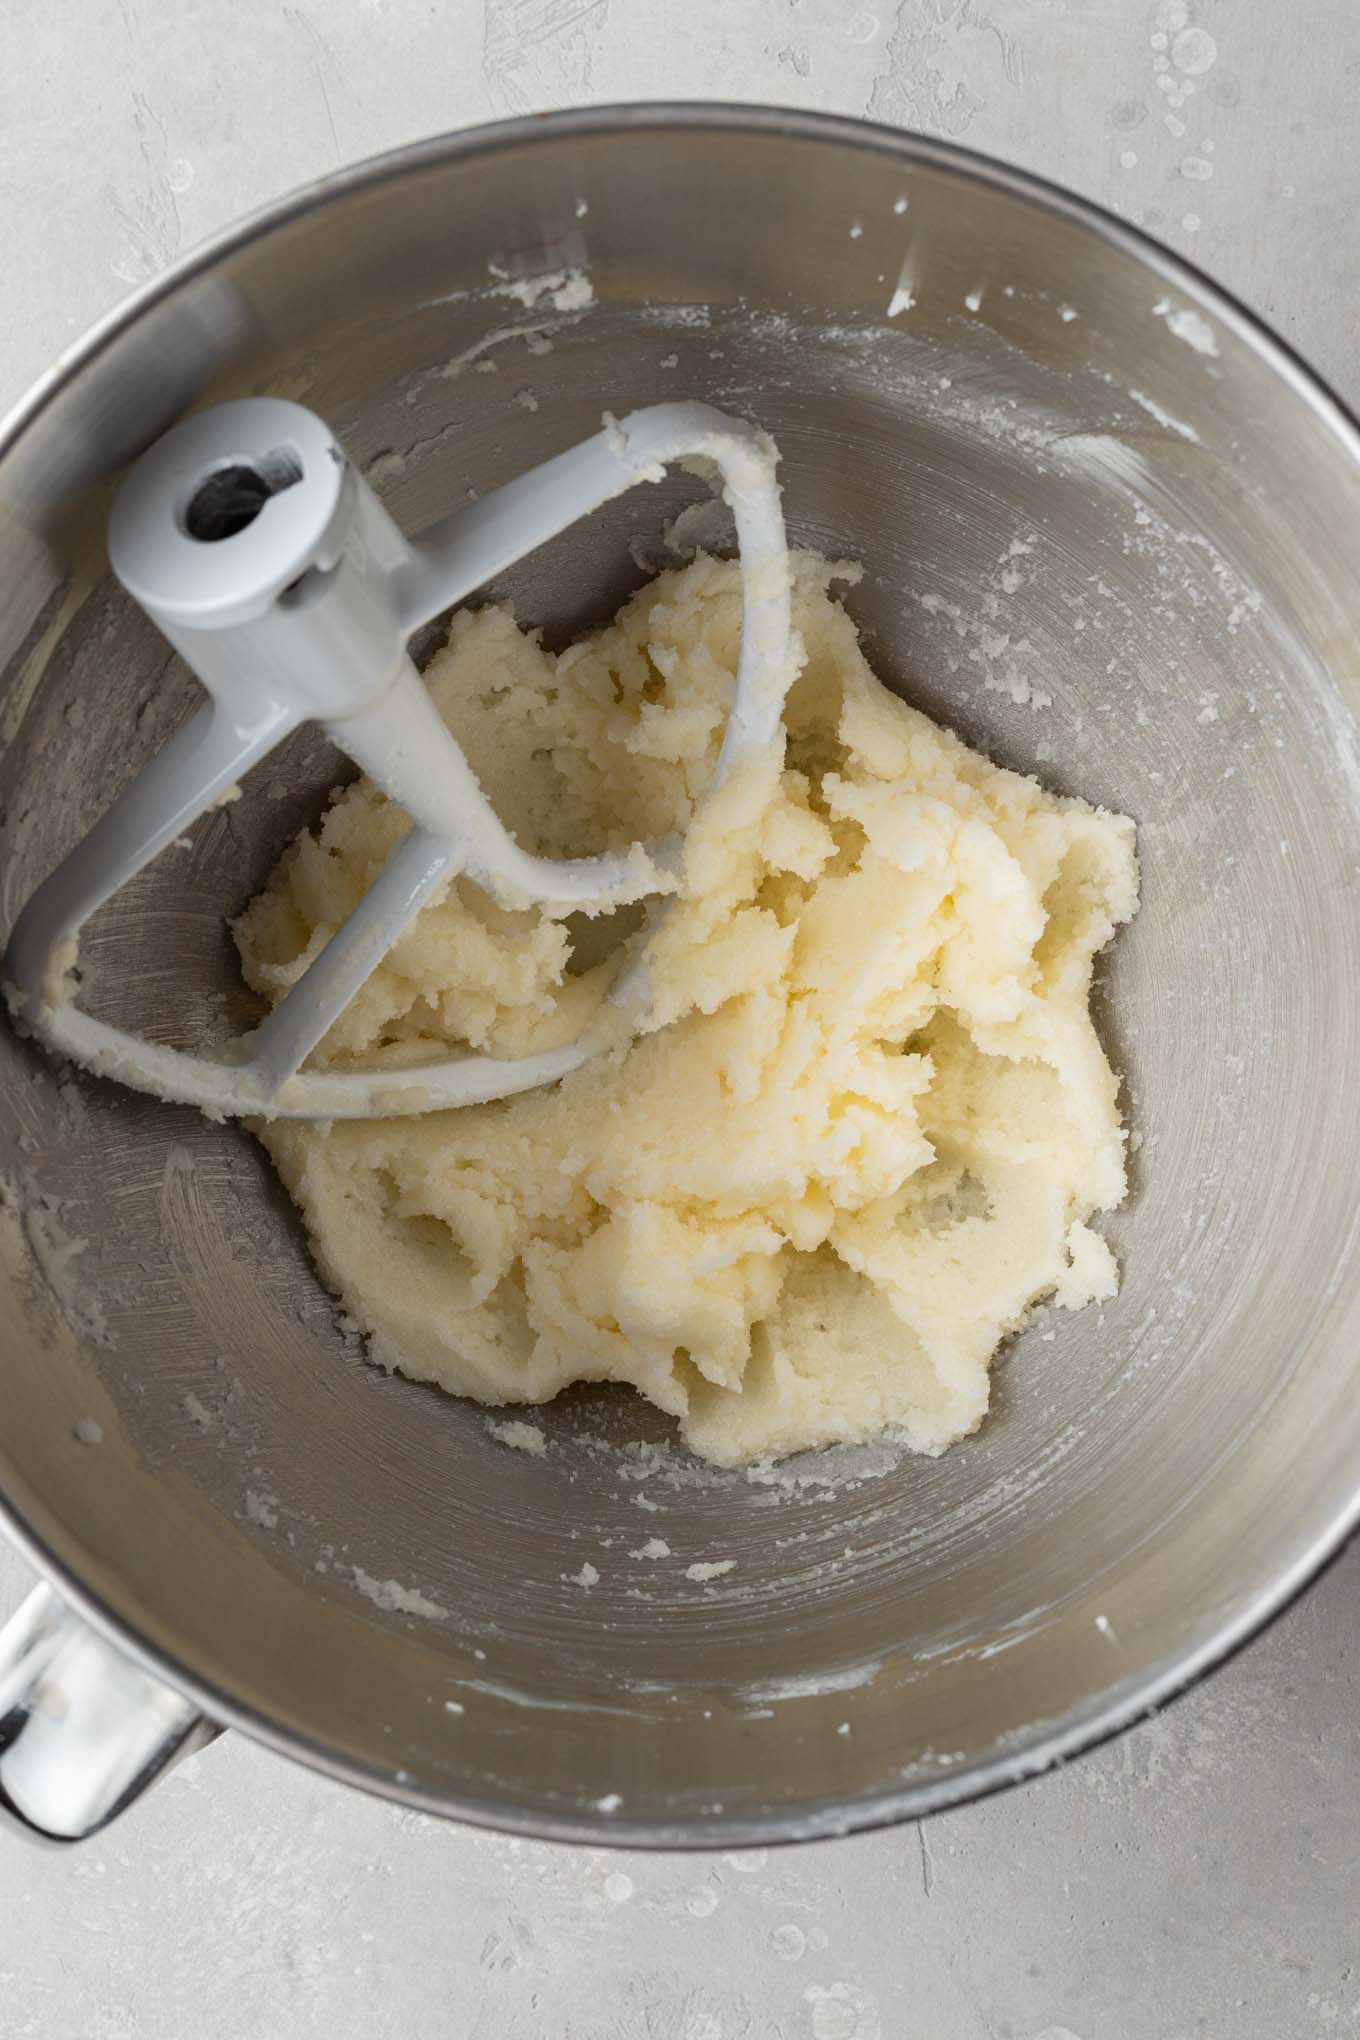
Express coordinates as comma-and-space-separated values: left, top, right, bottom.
3, 99, 1360, 1850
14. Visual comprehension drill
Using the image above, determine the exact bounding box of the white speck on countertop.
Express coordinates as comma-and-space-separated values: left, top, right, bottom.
630, 1537, 672, 1560
567, 1562, 600, 1589
1171, 23, 1219, 74
685, 1560, 736, 1582
72, 1416, 103, 1445
806, 1981, 881, 2037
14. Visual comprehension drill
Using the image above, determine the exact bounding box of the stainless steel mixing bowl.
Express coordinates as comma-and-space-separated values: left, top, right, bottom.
2, 106, 1358, 1847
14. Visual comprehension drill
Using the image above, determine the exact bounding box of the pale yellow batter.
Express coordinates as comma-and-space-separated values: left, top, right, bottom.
236, 553, 1138, 1467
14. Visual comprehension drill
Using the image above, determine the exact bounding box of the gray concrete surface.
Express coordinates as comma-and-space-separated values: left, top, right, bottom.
2, 2, 1358, 2034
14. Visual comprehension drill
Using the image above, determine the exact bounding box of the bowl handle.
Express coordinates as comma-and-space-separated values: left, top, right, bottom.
0, 1583, 218, 1843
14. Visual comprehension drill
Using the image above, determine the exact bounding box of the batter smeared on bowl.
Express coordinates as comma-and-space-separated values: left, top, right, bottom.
237, 552, 1138, 1466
